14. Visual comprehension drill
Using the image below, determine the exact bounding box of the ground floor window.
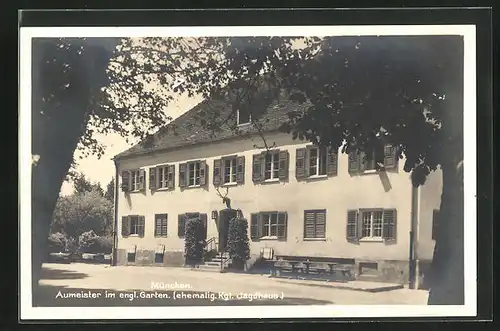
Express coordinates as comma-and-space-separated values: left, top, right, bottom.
250, 212, 287, 240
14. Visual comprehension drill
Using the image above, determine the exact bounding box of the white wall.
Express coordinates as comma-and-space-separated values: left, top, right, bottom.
116, 132, 416, 261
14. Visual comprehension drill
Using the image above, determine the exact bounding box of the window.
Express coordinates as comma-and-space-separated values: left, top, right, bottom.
237, 109, 251, 125
224, 158, 237, 183
296, 146, 337, 179
178, 213, 208, 239
264, 152, 280, 180
121, 169, 146, 192
179, 161, 207, 188
348, 144, 398, 174
150, 165, 175, 191
304, 210, 327, 239
253, 150, 289, 183
250, 212, 287, 240
308, 147, 328, 176
121, 215, 145, 237
361, 210, 384, 238
346, 209, 397, 242
155, 214, 168, 237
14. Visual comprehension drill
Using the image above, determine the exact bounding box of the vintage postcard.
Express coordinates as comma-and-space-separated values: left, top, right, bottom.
19, 24, 477, 320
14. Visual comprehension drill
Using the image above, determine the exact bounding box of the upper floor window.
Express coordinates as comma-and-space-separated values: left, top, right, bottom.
179, 161, 207, 188
252, 150, 289, 183
296, 146, 338, 179
149, 165, 175, 191
348, 144, 398, 174
213, 156, 245, 186
121, 169, 145, 193
237, 109, 251, 126
346, 208, 397, 243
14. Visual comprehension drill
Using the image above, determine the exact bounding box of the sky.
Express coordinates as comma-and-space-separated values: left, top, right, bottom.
60, 92, 203, 196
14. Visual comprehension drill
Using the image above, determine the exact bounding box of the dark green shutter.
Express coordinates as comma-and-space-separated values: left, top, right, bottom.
179, 163, 187, 188
138, 216, 145, 237
383, 144, 398, 170
304, 211, 316, 239
149, 167, 157, 191
348, 152, 359, 174
382, 209, 397, 241
178, 214, 186, 237
295, 148, 307, 179
326, 148, 338, 176
346, 210, 359, 242
167, 165, 175, 189
316, 210, 326, 238
278, 151, 289, 180
199, 160, 207, 186
252, 154, 262, 182
277, 212, 287, 239
213, 159, 222, 186
121, 171, 130, 192
250, 213, 259, 239
121, 216, 130, 237
236, 156, 245, 184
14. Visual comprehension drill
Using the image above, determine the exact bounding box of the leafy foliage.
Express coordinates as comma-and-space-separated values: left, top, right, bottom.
183, 217, 206, 266
73, 173, 104, 196
226, 215, 250, 269
78, 230, 112, 254
104, 178, 115, 202
51, 188, 113, 239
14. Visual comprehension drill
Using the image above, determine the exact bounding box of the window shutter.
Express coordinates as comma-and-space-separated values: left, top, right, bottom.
432, 209, 439, 240
382, 209, 397, 241
179, 163, 187, 188
348, 152, 360, 174
162, 214, 168, 236
154, 216, 160, 237
121, 216, 130, 237
200, 213, 208, 239
326, 148, 338, 176
383, 144, 398, 170
167, 165, 175, 189
252, 154, 262, 183
277, 212, 287, 239
304, 211, 316, 239
250, 213, 259, 239
199, 160, 207, 186
316, 211, 326, 238
121, 171, 130, 192
138, 169, 146, 191
213, 159, 222, 186
149, 167, 157, 191
278, 151, 289, 180
178, 214, 186, 237
236, 156, 245, 184
295, 148, 307, 179
358, 151, 368, 172
346, 210, 359, 242
138, 216, 145, 237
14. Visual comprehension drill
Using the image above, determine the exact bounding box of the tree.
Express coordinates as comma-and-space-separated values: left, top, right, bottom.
32, 36, 464, 305
104, 178, 115, 202
73, 173, 104, 196
184, 216, 206, 267
51, 189, 113, 239
226, 214, 250, 270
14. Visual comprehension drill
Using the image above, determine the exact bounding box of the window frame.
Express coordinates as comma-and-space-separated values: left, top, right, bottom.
236, 109, 252, 126
187, 161, 201, 187
359, 208, 385, 240
129, 215, 142, 236
264, 151, 280, 181
130, 170, 140, 191
222, 156, 237, 185
252, 211, 287, 240
308, 146, 328, 177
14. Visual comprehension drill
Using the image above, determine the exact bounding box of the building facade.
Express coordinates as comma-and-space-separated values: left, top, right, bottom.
113, 108, 442, 287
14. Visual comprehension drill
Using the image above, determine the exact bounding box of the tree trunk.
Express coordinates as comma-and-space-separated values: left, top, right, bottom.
427, 160, 464, 305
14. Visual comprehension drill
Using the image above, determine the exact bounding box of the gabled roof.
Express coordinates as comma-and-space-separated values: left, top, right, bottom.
113, 95, 304, 160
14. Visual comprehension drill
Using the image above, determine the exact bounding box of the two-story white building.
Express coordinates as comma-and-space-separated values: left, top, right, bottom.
112, 97, 442, 289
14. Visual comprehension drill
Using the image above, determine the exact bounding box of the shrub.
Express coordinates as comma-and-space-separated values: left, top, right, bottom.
48, 232, 67, 253
78, 230, 112, 254
227, 216, 250, 270
184, 217, 206, 266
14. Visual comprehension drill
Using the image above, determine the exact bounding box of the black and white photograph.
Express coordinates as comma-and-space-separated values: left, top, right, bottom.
20, 22, 478, 320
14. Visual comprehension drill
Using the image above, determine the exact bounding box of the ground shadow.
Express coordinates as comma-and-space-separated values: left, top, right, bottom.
33, 285, 333, 307
40, 268, 89, 280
